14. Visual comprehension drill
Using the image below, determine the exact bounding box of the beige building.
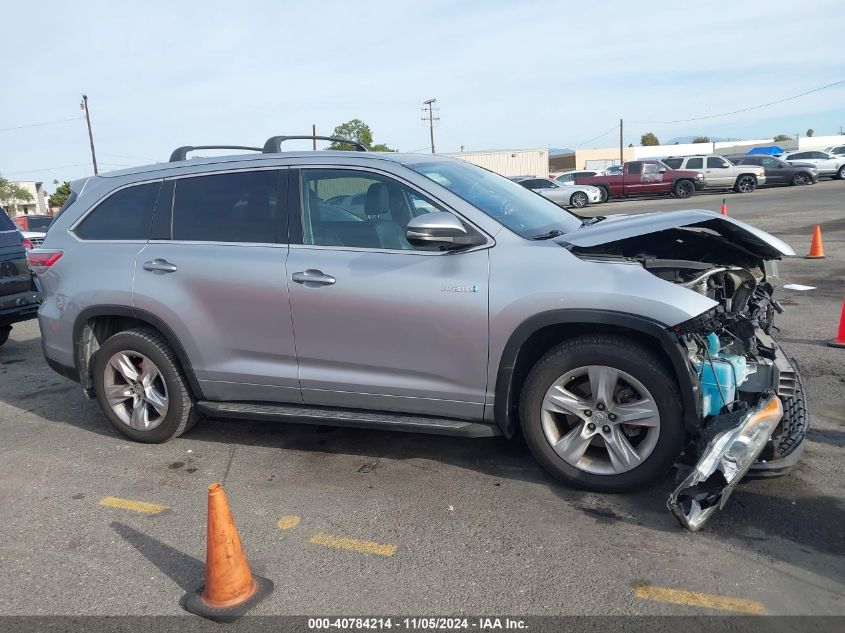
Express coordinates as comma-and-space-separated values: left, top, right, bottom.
0, 181, 50, 216
444, 149, 550, 177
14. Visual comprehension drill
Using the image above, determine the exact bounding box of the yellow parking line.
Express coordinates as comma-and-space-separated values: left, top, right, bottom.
309, 532, 397, 557
634, 584, 766, 615
98, 496, 167, 515
277, 515, 301, 530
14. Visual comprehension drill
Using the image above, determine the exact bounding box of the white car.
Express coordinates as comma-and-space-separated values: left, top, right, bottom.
554, 169, 603, 185
19, 230, 46, 250
825, 145, 845, 157
511, 176, 603, 208
779, 150, 845, 179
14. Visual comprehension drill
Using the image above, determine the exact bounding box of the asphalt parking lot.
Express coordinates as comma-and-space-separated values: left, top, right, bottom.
0, 180, 843, 617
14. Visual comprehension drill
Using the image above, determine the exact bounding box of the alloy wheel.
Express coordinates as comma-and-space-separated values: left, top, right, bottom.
572, 192, 588, 208
103, 351, 169, 431
737, 176, 755, 192
540, 365, 661, 475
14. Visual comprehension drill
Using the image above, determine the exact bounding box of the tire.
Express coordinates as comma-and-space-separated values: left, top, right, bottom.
837, 165, 845, 180
92, 326, 198, 443
733, 175, 757, 193
0, 326, 10, 347
518, 334, 684, 493
596, 186, 609, 202
672, 180, 694, 198
570, 191, 589, 208
791, 172, 810, 186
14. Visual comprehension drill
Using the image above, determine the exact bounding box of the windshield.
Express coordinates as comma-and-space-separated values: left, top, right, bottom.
408, 160, 582, 237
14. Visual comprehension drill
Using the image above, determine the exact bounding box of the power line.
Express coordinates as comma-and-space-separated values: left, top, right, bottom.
0, 116, 83, 134
570, 123, 620, 148
628, 78, 845, 124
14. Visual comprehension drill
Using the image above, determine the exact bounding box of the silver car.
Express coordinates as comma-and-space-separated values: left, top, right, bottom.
510, 176, 602, 208
779, 150, 845, 179
30, 135, 807, 530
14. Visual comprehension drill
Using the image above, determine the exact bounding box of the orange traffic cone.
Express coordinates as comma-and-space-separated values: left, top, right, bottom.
720, 198, 728, 216
183, 483, 273, 622
807, 225, 825, 259
830, 301, 845, 349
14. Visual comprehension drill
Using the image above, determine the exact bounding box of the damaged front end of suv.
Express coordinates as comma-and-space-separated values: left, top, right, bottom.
564, 210, 808, 530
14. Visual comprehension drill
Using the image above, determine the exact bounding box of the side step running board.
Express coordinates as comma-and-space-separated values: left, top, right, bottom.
197, 401, 501, 438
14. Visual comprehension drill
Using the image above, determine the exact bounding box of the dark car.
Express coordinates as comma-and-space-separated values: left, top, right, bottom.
13, 214, 53, 232
0, 207, 42, 346
730, 155, 819, 186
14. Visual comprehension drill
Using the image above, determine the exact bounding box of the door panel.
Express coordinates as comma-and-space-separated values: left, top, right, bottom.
134, 242, 299, 402
287, 246, 489, 419
132, 168, 300, 403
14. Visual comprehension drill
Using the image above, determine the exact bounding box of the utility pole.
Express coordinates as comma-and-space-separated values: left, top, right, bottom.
422, 98, 439, 154
312, 124, 317, 150
80, 95, 98, 175
619, 118, 623, 164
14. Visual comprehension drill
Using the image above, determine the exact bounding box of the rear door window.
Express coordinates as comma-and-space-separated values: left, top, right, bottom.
74, 181, 162, 240
662, 158, 683, 169
627, 162, 642, 175
686, 157, 704, 169
171, 170, 284, 243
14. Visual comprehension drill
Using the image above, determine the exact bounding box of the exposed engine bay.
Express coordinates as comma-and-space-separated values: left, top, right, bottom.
570, 224, 808, 530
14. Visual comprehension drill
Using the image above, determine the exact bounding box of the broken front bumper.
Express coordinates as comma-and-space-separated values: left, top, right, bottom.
668, 395, 784, 531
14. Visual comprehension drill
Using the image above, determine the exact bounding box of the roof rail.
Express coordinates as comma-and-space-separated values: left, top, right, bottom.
262, 135, 368, 153
169, 145, 263, 162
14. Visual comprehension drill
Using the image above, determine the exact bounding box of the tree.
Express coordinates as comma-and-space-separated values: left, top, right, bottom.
49, 181, 71, 208
806, 128, 814, 137
327, 119, 394, 151
692, 136, 710, 143
773, 134, 792, 142
640, 132, 660, 146
0, 177, 33, 214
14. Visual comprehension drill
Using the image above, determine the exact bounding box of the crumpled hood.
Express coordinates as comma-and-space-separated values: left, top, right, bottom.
557, 209, 795, 259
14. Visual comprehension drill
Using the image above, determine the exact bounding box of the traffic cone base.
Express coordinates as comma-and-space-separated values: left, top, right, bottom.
806, 224, 825, 259
184, 575, 274, 623
183, 483, 274, 622
828, 301, 845, 348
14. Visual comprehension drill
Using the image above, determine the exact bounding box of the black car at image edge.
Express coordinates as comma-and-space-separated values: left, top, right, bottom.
0, 206, 42, 346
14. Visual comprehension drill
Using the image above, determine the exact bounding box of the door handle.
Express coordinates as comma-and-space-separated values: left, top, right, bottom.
292, 269, 336, 286
143, 259, 178, 274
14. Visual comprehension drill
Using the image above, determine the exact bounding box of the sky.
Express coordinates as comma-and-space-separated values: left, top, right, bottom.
1, 0, 844, 192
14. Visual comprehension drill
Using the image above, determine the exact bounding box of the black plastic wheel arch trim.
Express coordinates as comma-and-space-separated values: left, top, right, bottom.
493, 309, 700, 438
71, 305, 206, 400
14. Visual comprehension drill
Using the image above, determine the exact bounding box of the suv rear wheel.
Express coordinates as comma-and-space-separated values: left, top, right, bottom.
92, 327, 198, 443
672, 180, 694, 198
519, 334, 684, 492
734, 175, 757, 193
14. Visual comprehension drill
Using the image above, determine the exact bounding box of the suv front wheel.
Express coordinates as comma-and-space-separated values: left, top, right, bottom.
734, 175, 757, 193
519, 334, 684, 492
92, 327, 198, 443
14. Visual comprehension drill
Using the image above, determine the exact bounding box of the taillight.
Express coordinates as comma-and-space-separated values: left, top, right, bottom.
27, 249, 63, 274
21, 238, 33, 250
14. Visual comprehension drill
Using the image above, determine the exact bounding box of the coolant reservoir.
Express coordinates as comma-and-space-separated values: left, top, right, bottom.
698, 334, 749, 417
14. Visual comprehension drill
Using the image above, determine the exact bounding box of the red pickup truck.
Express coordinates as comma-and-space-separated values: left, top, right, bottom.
574, 160, 706, 201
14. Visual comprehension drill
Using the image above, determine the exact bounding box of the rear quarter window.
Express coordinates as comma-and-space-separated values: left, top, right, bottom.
74, 181, 162, 240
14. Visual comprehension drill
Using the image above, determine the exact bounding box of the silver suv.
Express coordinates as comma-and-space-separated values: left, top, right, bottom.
662, 154, 766, 192
31, 135, 808, 529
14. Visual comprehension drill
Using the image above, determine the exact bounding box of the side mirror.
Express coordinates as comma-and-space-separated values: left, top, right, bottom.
658, 168, 666, 173
406, 212, 484, 249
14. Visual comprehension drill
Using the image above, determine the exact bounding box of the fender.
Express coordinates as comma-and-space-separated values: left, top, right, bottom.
72, 305, 206, 399
493, 309, 700, 437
